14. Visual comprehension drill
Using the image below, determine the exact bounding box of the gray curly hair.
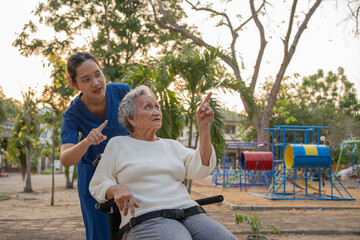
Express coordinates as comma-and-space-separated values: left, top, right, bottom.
118, 85, 155, 133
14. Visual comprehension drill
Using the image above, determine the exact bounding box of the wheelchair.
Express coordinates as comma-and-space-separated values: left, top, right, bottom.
93, 154, 224, 240
95, 194, 224, 240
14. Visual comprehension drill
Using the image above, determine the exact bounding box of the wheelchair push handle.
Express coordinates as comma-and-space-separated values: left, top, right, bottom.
95, 195, 224, 214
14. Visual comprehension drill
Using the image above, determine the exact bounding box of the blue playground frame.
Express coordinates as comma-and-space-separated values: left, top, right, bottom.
212, 142, 272, 190
248, 125, 355, 200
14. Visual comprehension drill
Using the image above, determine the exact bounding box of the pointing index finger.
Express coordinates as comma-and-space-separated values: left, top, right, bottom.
204, 92, 212, 102
201, 92, 212, 107
97, 120, 108, 132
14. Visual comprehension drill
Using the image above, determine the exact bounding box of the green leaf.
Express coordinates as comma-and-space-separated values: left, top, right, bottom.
268, 225, 281, 234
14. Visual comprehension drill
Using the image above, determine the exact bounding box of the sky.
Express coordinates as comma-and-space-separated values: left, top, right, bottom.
0, 1, 52, 102
0, 0, 359, 113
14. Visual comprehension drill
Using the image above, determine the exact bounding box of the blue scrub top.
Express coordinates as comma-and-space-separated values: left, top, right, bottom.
61, 82, 131, 196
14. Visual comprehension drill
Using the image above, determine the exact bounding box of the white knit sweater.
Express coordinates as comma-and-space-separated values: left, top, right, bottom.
89, 135, 216, 228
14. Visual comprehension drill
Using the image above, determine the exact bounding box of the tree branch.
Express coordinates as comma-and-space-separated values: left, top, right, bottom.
264, 0, 323, 130
185, 0, 233, 30
249, 0, 267, 91
234, 1, 265, 32
347, 1, 360, 36
289, 0, 322, 61
283, 0, 297, 55
150, 0, 240, 77
183, 0, 240, 74
149, 0, 179, 33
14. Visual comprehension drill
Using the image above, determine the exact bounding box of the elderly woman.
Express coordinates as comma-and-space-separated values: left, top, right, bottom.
89, 85, 237, 240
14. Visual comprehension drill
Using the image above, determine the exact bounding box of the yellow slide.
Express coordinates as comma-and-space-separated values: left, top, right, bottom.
288, 171, 326, 193
268, 168, 326, 193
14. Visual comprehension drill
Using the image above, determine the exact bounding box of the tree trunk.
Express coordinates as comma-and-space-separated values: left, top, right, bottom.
253, 117, 270, 143
252, 0, 322, 142
51, 148, 55, 206
187, 118, 193, 148
24, 149, 33, 192
185, 118, 194, 194
66, 172, 72, 188
71, 165, 77, 186
65, 166, 74, 189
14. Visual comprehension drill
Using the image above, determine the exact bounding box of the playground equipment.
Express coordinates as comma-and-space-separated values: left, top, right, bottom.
249, 125, 354, 200
240, 151, 273, 191
335, 140, 360, 189
285, 144, 331, 169
241, 152, 273, 170
212, 142, 272, 190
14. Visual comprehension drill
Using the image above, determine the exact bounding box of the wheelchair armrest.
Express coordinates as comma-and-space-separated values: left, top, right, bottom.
95, 199, 116, 213
195, 195, 224, 206
95, 195, 224, 214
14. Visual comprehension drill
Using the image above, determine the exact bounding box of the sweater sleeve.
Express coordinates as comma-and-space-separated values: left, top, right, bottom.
89, 138, 118, 203
181, 142, 216, 180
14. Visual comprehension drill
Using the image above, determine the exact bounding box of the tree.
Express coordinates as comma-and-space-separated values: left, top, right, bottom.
0, 87, 21, 123
6, 89, 42, 192
41, 54, 76, 205
150, 0, 323, 142
344, 0, 360, 36
164, 47, 225, 148
163, 46, 233, 193
0, 87, 21, 153
291, 67, 360, 148
0, 89, 21, 176
264, 67, 360, 149
121, 62, 185, 140
13, 0, 189, 80
0, 87, 6, 123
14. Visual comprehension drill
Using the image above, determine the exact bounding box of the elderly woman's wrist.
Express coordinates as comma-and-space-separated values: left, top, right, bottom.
198, 125, 210, 133
105, 185, 116, 199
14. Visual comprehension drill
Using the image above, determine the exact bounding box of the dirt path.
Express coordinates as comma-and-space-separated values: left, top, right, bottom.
1, 173, 360, 240
192, 176, 360, 209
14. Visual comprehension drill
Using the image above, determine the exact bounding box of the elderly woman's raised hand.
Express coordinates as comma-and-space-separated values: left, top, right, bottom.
196, 92, 214, 129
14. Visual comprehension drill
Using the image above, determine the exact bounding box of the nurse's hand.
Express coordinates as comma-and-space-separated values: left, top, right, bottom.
86, 120, 108, 145
107, 184, 139, 216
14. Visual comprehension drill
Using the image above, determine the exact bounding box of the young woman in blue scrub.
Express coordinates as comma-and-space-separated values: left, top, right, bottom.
60, 52, 131, 240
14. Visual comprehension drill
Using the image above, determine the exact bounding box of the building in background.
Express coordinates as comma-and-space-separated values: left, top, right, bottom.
178, 110, 244, 168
